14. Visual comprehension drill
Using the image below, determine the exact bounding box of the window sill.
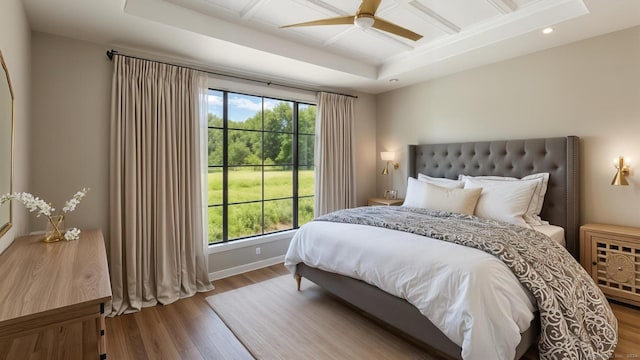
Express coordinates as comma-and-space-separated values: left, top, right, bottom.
207, 229, 297, 254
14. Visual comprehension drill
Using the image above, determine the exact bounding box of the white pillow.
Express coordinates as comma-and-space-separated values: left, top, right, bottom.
463, 177, 538, 227
417, 174, 464, 189
422, 183, 482, 215
402, 177, 428, 208
459, 173, 549, 225
403, 178, 482, 215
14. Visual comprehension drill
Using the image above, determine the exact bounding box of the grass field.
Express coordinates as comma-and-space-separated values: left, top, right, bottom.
208, 169, 314, 243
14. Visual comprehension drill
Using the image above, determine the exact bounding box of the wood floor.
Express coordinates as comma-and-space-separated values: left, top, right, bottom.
106, 264, 640, 360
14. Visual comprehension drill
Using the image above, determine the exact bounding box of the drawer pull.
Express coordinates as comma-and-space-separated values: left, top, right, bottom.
592, 262, 597, 266
618, 266, 623, 271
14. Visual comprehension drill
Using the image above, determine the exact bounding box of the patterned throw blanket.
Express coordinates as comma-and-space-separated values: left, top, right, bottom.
315, 206, 617, 360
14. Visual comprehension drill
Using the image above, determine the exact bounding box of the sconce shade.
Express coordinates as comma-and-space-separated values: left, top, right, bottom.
611, 156, 629, 186
380, 152, 395, 161
611, 170, 629, 186
380, 151, 398, 175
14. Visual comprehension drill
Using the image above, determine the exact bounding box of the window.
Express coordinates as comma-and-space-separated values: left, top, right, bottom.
207, 90, 315, 244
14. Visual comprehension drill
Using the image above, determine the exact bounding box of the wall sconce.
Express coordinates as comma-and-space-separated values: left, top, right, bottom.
381, 151, 399, 175
611, 156, 630, 186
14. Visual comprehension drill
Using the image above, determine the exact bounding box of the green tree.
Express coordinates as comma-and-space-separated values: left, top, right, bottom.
276, 134, 292, 166
298, 105, 316, 166
208, 113, 223, 127
228, 141, 250, 165
263, 102, 293, 163
208, 113, 223, 166
298, 105, 316, 134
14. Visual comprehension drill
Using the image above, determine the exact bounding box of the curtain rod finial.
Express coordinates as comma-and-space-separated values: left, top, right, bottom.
106, 50, 118, 60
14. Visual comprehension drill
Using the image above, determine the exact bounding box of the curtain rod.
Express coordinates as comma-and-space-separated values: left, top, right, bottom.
105, 50, 357, 99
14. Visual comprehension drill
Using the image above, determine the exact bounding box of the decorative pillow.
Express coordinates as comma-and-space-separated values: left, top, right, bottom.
463, 177, 539, 227
403, 178, 482, 215
422, 183, 482, 215
417, 174, 464, 189
459, 173, 549, 225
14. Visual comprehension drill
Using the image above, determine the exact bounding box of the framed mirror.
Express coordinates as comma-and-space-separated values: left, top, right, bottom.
0, 51, 14, 238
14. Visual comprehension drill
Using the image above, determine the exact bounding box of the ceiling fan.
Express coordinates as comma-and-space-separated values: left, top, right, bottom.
280, 0, 423, 41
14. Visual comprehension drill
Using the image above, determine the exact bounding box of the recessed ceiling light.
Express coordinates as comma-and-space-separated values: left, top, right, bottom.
542, 27, 554, 35
389, 78, 399, 83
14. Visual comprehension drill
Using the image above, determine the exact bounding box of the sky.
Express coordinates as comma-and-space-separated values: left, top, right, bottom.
208, 90, 282, 121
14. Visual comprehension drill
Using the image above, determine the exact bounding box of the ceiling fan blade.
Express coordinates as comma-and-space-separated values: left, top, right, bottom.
372, 18, 423, 41
357, 0, 382, 16
280, 16, 354, 28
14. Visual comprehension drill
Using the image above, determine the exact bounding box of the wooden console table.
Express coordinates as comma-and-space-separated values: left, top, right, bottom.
0, 229, 111, 359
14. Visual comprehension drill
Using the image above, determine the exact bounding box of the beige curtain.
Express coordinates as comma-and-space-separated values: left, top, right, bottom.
109, 55, 212, 316
314, 92, 356, 216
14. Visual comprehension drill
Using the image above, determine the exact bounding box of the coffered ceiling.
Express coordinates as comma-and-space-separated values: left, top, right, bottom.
22, 0, 640, 94
168, 0, 548, 65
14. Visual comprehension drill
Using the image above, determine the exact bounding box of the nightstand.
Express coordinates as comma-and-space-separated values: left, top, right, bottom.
367, 198, 404, 206
580, 223, 640, 307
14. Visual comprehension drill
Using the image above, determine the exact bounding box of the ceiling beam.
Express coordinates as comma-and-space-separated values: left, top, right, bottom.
408, 1, 460, 34
367, 29, 415, 51
485, 0, 517, 14
240, 0, 269, 19
289, 0, 351, 47
304, 0, 349, 16
322, 27, 355, 46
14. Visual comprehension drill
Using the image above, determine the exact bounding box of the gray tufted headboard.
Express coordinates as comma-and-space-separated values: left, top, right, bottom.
408, 136, 580, 259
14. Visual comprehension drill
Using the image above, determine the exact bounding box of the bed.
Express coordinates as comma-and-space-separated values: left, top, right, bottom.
285, 136, 589, 359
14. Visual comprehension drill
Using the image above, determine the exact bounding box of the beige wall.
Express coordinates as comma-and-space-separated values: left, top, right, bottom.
0, 0, 32, 253
376, 26, 640, 228
354, 92, 378, 206
17, 24, 640, 269
29, 32, 377, 273
18, 21, 640, 270
30, 32, 112, 240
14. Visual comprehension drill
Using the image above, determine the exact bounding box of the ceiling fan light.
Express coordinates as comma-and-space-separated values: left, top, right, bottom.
354, 14, 375, 30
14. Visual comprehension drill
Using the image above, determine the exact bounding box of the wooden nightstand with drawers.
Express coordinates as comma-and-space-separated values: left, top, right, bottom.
580, 223, 640, 307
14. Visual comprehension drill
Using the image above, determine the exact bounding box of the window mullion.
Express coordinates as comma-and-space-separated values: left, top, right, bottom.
261, 97, 266, 236
222, 91, 229, 242
293, 102, 299, 228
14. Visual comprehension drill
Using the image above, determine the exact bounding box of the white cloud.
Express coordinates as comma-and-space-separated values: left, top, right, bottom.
229, 96, 262, 112
208, 94, 289, 120
263, 99, 279, 111
228, 95, 281, 112
208, 94, 223, 107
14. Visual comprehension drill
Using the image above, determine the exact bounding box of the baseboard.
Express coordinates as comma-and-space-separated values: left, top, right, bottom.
209, 255, 285, 281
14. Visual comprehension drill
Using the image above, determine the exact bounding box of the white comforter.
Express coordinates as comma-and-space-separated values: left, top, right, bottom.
284, 221, 538, 360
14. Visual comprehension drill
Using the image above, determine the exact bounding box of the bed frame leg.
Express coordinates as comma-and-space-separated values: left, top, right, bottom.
295, 274, 302, 291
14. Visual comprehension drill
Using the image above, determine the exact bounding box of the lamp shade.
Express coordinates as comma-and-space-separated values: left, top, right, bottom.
611, 169, 629, 186
611, 156, 629, 186
380, 152, 395, 161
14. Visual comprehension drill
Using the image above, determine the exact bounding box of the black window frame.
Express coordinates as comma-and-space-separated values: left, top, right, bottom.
207, 88, 315, 244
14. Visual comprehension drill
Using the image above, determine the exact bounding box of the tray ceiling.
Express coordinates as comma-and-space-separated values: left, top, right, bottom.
164, 0, 574, 65
22, 0, 640, 93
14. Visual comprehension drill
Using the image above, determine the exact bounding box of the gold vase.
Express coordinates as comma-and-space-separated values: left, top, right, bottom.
44, 215, 65, 243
